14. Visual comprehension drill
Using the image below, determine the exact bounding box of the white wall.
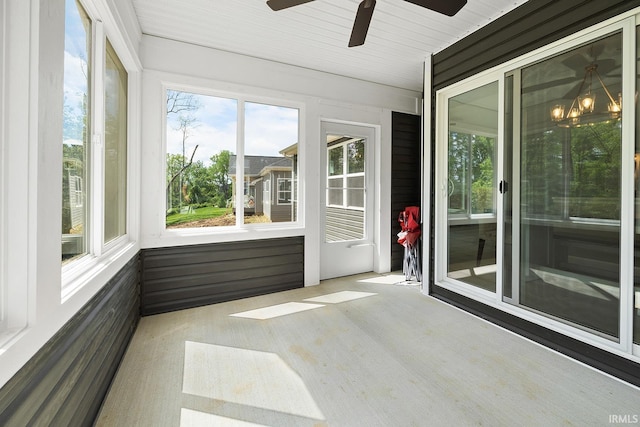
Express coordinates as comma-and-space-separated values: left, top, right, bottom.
139, 35, 421, 286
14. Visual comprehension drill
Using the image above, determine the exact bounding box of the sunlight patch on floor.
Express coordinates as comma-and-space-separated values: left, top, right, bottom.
183, 341, 325, 420
304, 291, 377, 304
357, 274, 407, 285
230, 302, 324, 320
180, 408, 270, 427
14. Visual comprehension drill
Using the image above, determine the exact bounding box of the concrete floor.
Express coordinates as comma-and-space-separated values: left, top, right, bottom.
96, 272, 640, 426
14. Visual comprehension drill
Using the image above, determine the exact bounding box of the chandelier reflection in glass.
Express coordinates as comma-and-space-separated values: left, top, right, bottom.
550, 63, 621, 128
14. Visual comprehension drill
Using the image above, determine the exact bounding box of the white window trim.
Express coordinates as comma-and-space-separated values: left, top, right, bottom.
0, 0, 6, 335
61, 0, 141, 299
0, 0, 31, 349
434, 12, 640, 362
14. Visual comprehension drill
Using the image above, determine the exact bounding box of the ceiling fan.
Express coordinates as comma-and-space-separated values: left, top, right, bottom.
266, 0, 467, 47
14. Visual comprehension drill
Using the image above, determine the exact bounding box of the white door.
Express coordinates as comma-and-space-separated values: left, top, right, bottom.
320, 122, 376, 280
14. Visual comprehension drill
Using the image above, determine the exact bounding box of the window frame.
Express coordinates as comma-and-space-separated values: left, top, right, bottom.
61, 0, 137, 300
0, 0, 6, 334
161, 84, 304, 232
0, 0, 140, 365
0, 0, 32, 346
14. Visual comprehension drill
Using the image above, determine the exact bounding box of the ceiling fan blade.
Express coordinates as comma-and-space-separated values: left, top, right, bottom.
267, 0, 314, 11
349, 0, 376, 47
403, 0, 466, 16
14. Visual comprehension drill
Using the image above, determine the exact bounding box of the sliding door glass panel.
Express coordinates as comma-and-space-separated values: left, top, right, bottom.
447, 82, 498, 292
635, 25, 640, 346
503, 75, 514, 300
519, 32, 622, 338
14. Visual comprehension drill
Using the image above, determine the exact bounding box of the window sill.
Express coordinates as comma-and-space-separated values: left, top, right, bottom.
153, 223, 306, 248
61, 239, 137, 303
0, 326, 28, 356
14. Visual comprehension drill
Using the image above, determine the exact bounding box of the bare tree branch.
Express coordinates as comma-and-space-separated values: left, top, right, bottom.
167, 90, 200, 115
167, 145, 199, 191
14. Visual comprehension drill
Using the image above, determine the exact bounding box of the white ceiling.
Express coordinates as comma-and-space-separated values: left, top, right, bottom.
131, 0, 529, 92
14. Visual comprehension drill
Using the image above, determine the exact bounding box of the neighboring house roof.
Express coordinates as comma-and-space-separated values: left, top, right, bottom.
229, 155, 292, 177
279, 143, 298, 157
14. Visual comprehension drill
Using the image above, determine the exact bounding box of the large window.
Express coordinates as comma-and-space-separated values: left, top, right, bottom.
104, 40, 127, 243
62, 0, 130, 275
165, 91, 299, 228
62, 0, 91, 262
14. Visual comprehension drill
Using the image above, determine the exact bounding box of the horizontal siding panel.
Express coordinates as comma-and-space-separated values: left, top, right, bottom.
391, 112, 421, 271
140, 236, 304, 315
325, 207, 365, 242
143, 273, 303, 314
433, 0, 640, 89
142, 239, 303, 268
145, 271, 303, 305
142, 252, 302, 282
143, 258, 304, 296
0, 256, 140, 426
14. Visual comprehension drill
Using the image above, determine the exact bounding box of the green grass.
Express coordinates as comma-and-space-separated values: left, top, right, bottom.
165, 206, 231, 226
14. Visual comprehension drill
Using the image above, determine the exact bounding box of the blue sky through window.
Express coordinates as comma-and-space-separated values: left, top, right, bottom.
166, 93, 299, 166
63, 0, 89, 144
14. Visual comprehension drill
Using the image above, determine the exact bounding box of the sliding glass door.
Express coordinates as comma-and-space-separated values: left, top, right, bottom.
437, 19, 639, 349
514, 32, 622, 338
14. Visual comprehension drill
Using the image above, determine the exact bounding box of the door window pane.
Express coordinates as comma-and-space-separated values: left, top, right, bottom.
328, 146, 343, 176
62, 0, 91, 263
447, 82, 498, 293
518, 33, 622, 338
328, 178, 343, 206
347, 140, 365, 173
325, 136, 366, 242
104, 40, 127, 243
347, 176, 364, 208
